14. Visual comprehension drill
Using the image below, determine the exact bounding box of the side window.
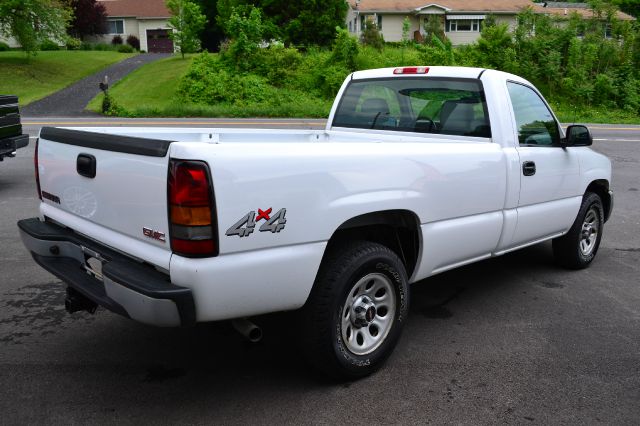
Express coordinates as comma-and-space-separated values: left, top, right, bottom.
507, 82, 560, 146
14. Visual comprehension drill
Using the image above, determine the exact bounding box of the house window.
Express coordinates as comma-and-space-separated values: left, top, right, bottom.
378, 15, 382, 30
107, 19, 124, 34
447, 19, 480, 32
349, 21, 352, 32
604, 24, 612, 38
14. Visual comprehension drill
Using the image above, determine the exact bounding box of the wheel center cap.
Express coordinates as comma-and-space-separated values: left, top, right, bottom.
351, 296, 376, 328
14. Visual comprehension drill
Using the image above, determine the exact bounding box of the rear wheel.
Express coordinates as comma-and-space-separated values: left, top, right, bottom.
301, 241, 409, 379
553, 192, 604, 269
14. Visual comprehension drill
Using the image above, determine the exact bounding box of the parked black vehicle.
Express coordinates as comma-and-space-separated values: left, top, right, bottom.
0, 95, 29, 162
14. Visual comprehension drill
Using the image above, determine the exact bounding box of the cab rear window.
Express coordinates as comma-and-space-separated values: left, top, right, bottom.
332, 78, 491, 138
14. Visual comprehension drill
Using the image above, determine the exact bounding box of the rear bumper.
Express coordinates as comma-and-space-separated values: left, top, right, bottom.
17, 217, 195, 327
0, 134, 28, 158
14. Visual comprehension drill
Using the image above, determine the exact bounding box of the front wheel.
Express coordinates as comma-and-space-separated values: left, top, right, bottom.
301, 241, 409, 379
553, 192, 604, 269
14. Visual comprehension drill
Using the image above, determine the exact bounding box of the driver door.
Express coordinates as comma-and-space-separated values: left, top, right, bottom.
507, 82, 582, 246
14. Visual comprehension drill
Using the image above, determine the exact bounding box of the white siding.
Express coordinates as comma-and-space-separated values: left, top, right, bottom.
89, 17, 140, 45
446, 32, 481, 45
380, 15, 414, 42
345, 9, 519, 46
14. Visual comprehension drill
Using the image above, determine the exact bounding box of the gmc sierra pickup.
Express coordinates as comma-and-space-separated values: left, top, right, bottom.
18, 66, 613, 378
0, 95, 29, 162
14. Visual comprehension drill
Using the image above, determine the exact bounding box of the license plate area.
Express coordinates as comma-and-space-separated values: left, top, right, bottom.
80, 245, 105, 281
84, 256, 103, 281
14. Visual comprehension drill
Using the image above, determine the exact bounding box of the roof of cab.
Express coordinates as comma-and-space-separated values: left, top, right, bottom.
351, 66, 487, 80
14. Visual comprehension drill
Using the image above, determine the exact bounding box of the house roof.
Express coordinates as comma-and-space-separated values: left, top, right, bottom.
349, 0, 635, 20
542, 7, 635, 20
98, 0, 170, 19
348, 0, 544, 14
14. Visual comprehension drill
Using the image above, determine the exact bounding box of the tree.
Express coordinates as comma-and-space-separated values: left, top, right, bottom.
423, 14, 446, 45
401, 16, 411, 45
274, 0, 348, 46
332, 26, 359, 71
0, 0, 71, 56
166, 0, 207, 58
67, 0, 107, 39
612, 0, 640, 17
217, 0, 347, 46
224, 5, 264, 70
360, 19, 384, 50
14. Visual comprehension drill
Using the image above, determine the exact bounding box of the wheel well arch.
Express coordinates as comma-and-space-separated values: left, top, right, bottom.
585, 179, 612, 222
323, 210, 422, 278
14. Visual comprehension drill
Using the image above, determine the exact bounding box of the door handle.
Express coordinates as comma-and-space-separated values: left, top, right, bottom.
522, 161, 536, 176
77, 153, 97, 178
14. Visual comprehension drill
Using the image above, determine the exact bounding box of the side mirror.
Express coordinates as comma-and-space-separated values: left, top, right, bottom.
564, 125, 592, 147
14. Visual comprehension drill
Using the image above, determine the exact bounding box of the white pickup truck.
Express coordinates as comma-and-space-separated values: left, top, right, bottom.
18, 66, 613, 378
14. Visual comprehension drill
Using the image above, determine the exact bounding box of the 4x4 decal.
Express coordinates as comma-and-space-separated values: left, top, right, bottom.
225, 208, 287, 238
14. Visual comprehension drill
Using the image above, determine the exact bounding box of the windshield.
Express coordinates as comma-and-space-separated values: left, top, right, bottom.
332, 77, 491, 138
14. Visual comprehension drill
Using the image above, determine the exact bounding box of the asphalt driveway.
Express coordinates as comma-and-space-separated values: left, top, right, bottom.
21, 53, 170, 117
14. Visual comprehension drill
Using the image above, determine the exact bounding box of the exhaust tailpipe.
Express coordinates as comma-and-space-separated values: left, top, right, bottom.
232, 318, 263, 343
65, 287, 98, 314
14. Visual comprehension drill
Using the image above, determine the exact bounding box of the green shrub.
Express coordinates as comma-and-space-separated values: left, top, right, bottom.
0, 41, 10, 51
117, 44, 135, 53
314, 64, 350, 99
101, 92, 127, 116
65, 37, 82, 51
331, 27, 359, 71
222, 6, 265, 71
126, 35, 140, 50
361, 20, 384, 50
87, 43, 116, 51
180, 68, 274, 105
40, 39, 60, 51
253, 45, 302, 86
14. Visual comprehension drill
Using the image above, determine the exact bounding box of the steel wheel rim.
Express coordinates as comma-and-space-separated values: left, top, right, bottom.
340, 272, 396, 356
579, 207, 599, 256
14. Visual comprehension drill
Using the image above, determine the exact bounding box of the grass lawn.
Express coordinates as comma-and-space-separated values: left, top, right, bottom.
550, 100, 640, 125
0, 51, 137, 106
87, 55, 195, 115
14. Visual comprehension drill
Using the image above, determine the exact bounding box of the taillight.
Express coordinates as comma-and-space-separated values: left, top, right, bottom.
168, 160, 218, 257
34, 138, 42, 200
393, 66, 429, 75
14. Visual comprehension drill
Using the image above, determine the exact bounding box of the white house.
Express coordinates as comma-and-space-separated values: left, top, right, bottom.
93, 0, 174, 52
346, 0, 634, 45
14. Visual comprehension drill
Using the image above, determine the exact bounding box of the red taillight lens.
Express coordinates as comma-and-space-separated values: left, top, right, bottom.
34, 138, 42, 200
168, 160, 218, 257
169, 165, 211, 206
393, 66, 429, 75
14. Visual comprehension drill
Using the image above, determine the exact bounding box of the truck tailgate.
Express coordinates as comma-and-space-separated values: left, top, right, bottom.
37, 127, 174, 268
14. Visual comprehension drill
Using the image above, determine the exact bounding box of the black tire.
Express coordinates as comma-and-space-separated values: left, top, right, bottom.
553, 192, 604, 270
301, 241, 409, 380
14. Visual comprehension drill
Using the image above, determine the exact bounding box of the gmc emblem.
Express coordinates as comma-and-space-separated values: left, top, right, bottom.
143, 227, 166, 242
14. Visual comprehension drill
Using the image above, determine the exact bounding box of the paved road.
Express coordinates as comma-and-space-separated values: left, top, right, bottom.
1, 120, 639, 424
21, 54, 170, 117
